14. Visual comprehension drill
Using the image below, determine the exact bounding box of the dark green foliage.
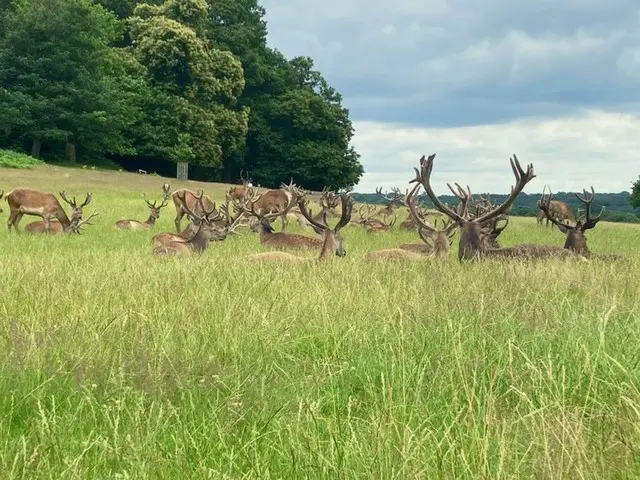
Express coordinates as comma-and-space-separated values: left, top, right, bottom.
630, 177, 640, 210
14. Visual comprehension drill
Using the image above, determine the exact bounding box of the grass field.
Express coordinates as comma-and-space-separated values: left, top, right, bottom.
1, 164, 639, 478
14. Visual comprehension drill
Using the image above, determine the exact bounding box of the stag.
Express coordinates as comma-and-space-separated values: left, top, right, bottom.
536, 192, 576, 227
412, 153, 584, 261
152, 191, 242, 255
227, 170, 252, 201
538, 186, 610, 257
6, 189, 93, 233
249, 180, 305, 232
115, 193, 169, 230
356, 204, 396, 232
239, 188, 324, 250
246, 194, 354, 263
170, 188, 217, 233
313, 187, 340, 221
25, 211, 99, 234
375, 187, 403, 217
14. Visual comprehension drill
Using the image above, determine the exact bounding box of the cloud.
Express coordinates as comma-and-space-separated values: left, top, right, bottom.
260, 0, 640, 192
350, 110, 639, 194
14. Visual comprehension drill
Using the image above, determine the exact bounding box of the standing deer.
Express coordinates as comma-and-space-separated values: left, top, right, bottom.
536, 190, 575, 227
249, 180, 305, 232
25, 211, 99, 234
171, 188, 217, 233
227, 170, 252, 201
246, 193, 354, 263
239, 188, 324, 250
375, 187, 403, 217
152, 191, 242, 255
537, 186, 605, 256
413, 153, 583, 261
115, 193, 169, 230
5, 189, 93, 233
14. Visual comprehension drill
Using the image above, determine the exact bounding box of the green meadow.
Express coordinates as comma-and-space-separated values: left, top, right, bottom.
1, 164, 639, 478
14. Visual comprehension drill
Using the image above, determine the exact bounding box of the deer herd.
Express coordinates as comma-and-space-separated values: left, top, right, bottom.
0, 154, 625, 263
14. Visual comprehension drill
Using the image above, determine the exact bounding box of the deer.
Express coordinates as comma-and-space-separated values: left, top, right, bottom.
24, 211, 99, 234
375, 187, 404, 217
5, 189, 93, 234
227, 170, 252, 201
115, 193, 169, 230
246, 193, 354, 263
412, 153, 585, 261
312, 187, 341, 222
152, 191, 243, 256
536, 192, 576, 227
248, 180, 305, 232
537, 186, 622, 260
170, 188, 217, 233
239, 187, 325, 250
355, 204, 396, 232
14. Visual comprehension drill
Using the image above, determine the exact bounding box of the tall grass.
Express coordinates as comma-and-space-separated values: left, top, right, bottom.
1, 166, 639, 478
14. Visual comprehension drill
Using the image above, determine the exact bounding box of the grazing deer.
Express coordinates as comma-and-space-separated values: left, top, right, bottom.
152, 191, 242, 255
375, 187, 403, 217
25, 211, 99, 234
246, 193, 354, 263
413, 153, 584, 261
239, 188, 324, 250
115, 193, 169, 230
537, 186, 610, 257
6, 189, 93, 233
536, 189, 575, 227
171, 188, 217, 233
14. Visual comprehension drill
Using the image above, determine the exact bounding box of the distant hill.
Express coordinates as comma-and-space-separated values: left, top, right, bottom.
351, 191, 640, 224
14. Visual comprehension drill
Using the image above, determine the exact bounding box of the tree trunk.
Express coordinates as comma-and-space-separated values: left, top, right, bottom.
65, 142, 76, 163
31, 139, 41, 158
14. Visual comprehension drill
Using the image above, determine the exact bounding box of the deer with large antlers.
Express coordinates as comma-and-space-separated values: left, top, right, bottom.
152, 190, 243, 255
537, 186, 609, 257
375, 187, 404, 217
413, 154, 584, 261
246, 194, 354, 263
170, 188, 217, 233
240, 187, 324, 250
5, 189, 93, 234
24, 211, 99, 234
115, 193, 169, 230
313, 187, 340, 221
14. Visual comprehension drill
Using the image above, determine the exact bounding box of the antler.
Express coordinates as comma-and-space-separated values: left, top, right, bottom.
71, 211, 99, 233
375, 187, 403, 206
574, 186, 604, 230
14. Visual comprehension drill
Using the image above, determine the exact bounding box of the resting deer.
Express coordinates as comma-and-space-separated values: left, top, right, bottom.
356, 204, 395, 232
240, 188, 325, 250
152, 191, 242, 255
413, 153, 584, 261
115, 193, 169, 230
6, 189, 93, 233
25, 211, 99, 234
313, 187, 340, 221
246, 193, 353, 263
537, 186, 622, 260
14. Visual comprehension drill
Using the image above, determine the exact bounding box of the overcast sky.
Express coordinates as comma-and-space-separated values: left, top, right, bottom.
260, 0, 640, 194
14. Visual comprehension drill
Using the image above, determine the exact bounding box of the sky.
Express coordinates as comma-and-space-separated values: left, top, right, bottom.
260, 0, 640, 194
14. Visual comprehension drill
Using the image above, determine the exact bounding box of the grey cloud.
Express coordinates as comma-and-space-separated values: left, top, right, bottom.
261, 0, 640, 127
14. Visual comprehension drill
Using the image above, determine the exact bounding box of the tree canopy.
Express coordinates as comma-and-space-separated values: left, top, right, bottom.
0, 0, 364, 190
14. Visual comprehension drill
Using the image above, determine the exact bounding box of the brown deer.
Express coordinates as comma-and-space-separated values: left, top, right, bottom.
115, 193, 169, 230
356, 204, 396, 232
536, 189, 575, 227
227, 170, 252, 201
413, 153, 584, 261
152, 191, 242, 255
313, 187, 340, 221
6, 189, 93, 233
25, 211, 99, 234
170, 188, 217, 233
239, 188, 324, 250
375, 187, 403, 217
246, 193, 354, 263
537, 186, 609, 257
250, 180, 305, 232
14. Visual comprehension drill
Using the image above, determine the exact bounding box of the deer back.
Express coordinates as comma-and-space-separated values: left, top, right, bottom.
6, 188, 69, 222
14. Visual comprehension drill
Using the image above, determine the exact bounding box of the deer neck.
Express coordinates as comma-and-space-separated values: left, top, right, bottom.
57, 207, 72, 227
458, 222, 484, 260
145, 214, 157, 226
318, 232, 335, 260
189, 227, 210, 253
564, 231, 589, 255
431, 234, 449, 255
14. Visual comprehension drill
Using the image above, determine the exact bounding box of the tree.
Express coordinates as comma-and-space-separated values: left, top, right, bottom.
129, 0, 248, 168
0, 0, 140, 161
630, 177, 640, 209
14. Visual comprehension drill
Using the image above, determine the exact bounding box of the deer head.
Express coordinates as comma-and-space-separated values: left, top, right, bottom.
537, 186, 604, 256
143, 192, 169, 222
59, 191, 92, 224
297, 193, 354, 257
406, 183, 457, 254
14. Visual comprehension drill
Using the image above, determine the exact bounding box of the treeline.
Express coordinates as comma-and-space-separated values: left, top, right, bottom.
352, 191, 640, 224
0, 0, 363, 190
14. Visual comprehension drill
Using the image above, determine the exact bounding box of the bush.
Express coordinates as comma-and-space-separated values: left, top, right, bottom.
0, 149, 44, 169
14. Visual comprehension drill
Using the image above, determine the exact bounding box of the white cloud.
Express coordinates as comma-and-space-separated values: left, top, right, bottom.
351, 110, 639, 194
